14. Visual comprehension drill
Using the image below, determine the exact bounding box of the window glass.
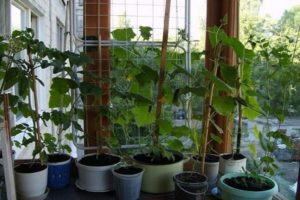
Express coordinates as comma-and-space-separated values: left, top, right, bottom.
239, 1, 300, 199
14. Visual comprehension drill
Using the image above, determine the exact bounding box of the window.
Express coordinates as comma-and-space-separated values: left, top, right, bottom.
56, 19, 64, 51
239, 1, 300, 199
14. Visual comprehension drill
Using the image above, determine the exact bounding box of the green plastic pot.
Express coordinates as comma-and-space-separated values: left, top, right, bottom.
218, 172, 278, 200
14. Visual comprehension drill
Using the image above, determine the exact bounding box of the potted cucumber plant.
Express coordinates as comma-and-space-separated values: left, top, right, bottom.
73, 41, 121, 193
108, 21, 200, 192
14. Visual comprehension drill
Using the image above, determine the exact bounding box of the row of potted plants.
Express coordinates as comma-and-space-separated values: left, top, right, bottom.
0, 16, 294, 200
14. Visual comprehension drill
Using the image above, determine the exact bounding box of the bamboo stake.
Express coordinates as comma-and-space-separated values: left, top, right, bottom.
1, 94, 17, 200
153, 0, 171, 146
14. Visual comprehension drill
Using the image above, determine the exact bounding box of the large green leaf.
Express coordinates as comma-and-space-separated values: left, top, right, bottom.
49, 90, 72, 108
172, 126, 191, 137
3, 67, 20, 90
220, 63, 237, 87
131, 106, 155, 127
208, 26, 226, 48
111, 28, 136, 41
242, 96, 261, 120
159, 119, 173, 135
212, 96, 236, 116
51, 77, 78, 94
166, 138, 184, 151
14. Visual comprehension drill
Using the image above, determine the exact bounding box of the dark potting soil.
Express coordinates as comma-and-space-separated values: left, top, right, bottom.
133, 152, 183, 165
79, 154, 120, 166
176, 172, 207, 184
224, 176, 274, 191
193, 154, 219, 163
222, 153, 245, 160
114, 166, 143, 175
48, 154, 70, 163
15, 163, 47, 173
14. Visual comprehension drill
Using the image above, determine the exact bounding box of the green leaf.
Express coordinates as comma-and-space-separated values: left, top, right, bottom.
139, 26, 152, 40
159, 119, 173, 135
44, 133, 56, 143
49, 90, 72, 108
65, 133, 73, 141
212, 96, 236, 116
220, 63, 237, 87
51, 77, 78, 94
243, 96, 261, 120
166, 138, 184, 151
131, 106, 155, 127
202, 69, 234, 93
61, 144, 72, 153
208, 26, 225, 48
3, 67, 19, 90
111, 28, 136, 41
261, 156, 274, 163
172, 126, 191, 137
72, 121, 84, 132
51, 110, 71, 130
112, 47, 127, 58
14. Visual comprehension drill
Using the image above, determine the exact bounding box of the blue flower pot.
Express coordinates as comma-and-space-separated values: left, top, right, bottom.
47, 154, 72, 189
218, 172, 278, 200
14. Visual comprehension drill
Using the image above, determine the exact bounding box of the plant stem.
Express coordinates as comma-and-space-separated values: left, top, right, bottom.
153, 0, 171, 146
236, 75, 242, 155
27, 46, 42, 165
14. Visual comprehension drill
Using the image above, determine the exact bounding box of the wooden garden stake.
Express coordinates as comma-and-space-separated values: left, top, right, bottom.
1, 94, 17, 200
154, 0, 171, 145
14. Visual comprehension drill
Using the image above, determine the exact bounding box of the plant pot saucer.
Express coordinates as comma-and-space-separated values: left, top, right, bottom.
75, 179, 112, 192
18, 187, 49, 200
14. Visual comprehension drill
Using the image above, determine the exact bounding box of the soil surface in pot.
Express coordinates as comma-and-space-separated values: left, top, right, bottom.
48, 154, 70, 163
224, 176, 273, 191
134, 152, 182, 165
15, 163, 47, 173
193, 154, 219, 163
222, 153, 245, 160
114, 166, 143, 175
79, 154, 120, 166
176, 172, 207, 183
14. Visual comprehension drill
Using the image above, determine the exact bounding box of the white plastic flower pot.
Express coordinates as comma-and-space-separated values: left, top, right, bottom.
15, 163, 48, 199
192, 154, 220, 187
219, 153, 247, 175
76, 154, 121, 192
133, 151, 184, 193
